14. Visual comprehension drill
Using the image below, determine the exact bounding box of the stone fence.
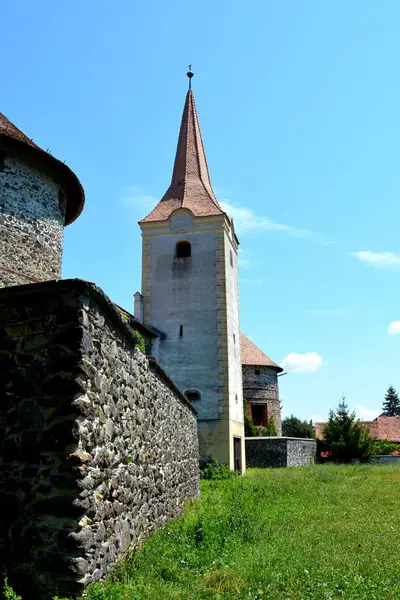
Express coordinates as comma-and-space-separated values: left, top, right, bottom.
0, 279, 200, 599
245, 437, 316, 468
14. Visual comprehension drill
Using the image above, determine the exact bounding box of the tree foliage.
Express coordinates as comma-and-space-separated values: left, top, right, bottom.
263, 413, 277, 436
282, 415, 315, 438
321, 397, 373, 463
244, 402, 258, 437
382, 385, 400, 417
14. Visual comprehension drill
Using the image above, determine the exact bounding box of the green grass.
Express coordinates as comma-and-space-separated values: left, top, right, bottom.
7, 464, 400, 599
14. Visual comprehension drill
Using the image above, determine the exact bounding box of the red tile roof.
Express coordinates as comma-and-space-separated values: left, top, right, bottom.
316, 416, 400, 442
240, 332, 283, 372
0, 112, 84, 224
140, 90, 224, 223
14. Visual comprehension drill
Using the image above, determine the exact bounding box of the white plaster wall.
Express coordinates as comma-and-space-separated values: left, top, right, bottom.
144, 219, 220, 421
224, 228, 243, 424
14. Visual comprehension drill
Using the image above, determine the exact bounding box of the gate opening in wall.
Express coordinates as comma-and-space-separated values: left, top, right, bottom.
233, 437, 242, 472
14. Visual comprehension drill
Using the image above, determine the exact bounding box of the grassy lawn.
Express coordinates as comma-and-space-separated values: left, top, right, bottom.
6, 464, 400, 600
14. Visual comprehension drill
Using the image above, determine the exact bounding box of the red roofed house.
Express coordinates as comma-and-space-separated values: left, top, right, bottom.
316, 415, 400, 443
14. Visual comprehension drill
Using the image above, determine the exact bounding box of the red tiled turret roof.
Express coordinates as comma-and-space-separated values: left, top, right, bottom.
0, 111, 84, 224
140, 89, 224, 223
240, 332, 283, 372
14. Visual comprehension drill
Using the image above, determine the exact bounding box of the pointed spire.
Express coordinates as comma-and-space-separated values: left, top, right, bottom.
140, 76, 224, 223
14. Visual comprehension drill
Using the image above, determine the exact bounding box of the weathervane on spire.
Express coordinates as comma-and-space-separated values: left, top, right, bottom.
187, 64, 194, 90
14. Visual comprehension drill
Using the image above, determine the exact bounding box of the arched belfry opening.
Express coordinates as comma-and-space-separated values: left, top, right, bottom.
176, 240, 191, 258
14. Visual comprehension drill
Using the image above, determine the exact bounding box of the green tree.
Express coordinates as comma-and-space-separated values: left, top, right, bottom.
322, 396, 373, 463
244, 402, 258, 437
282, 415, 315, 438
382, 385, 400, 417
263, 413, 277, 436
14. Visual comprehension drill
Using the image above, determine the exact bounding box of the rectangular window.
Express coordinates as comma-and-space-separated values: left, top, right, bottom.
179, 325, 183, 337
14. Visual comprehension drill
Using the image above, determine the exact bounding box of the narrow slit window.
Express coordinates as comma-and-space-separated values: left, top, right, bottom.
179, 325, 183, 337
176, 241, 191, 258
0, 151, 6, 172
230, 250, 233, 267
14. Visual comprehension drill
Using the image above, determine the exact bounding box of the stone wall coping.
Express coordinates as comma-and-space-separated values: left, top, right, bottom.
0, 278, 157, 340
0, 278, 197, 417
148, 357, 197, 415
245, 436, 316, 442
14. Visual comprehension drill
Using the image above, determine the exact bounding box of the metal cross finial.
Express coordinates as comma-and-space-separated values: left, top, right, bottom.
187, 64, 194, 90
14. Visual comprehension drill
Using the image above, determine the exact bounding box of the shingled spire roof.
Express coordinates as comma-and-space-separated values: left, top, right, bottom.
140, 88, 224, 223
0, 111, 84, 224
240, 332, 283, 372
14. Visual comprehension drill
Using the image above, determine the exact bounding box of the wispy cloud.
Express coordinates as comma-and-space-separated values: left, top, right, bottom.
387, 321, 400, 336
280, 352, 324, 373
352, 251, 400, 271
305, 308, 349, 318
120, 186, 158, 213
219, 199, 336, 245
220, 200, 310, 237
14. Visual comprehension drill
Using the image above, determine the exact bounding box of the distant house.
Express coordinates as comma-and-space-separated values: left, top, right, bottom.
315, 416, 400, 443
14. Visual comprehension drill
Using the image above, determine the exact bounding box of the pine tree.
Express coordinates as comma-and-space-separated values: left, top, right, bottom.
322, 396, 373, 463
382, 386, 400, 417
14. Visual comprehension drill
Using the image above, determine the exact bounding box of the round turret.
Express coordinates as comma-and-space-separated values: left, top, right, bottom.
0, 112, 84, 288
241, 332, 283, 435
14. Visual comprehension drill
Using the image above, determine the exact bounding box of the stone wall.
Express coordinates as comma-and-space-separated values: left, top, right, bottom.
0, 156, 66, 288
245, 437, 316, 468
242, 365, 282, 435
0, 279, 200, 599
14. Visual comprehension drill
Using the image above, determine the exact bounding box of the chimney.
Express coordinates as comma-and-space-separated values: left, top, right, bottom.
134, 291, 144, 323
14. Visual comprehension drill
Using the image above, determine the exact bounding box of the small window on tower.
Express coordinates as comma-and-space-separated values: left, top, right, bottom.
230, 250, 233, 267
255, 369, 260, 376
176, 241, 191, 258
185, 390, 201, 402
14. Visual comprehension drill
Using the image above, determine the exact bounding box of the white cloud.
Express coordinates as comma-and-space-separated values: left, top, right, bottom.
354, 405, 379, 421
220, 200, 310, 237
280, 352, 324, 373
352, 251, 400, 270
120, 186, 158, 213
310, 414, 324, 423
388, 321, 400, 336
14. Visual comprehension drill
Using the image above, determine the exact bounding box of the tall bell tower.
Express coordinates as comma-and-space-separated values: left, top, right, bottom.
139, 71, 245, 472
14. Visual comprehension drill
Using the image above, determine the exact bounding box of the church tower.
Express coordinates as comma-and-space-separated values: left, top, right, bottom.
139, 72, 245, 472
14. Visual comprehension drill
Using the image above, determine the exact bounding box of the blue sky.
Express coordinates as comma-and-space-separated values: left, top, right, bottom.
2, 0, 400, 422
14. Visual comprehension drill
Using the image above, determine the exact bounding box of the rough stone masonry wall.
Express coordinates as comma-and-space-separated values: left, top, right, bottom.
245, 437, 316, 468
0, 156, 66, 288
0, 279, 200, 599
242, 365, 282, 435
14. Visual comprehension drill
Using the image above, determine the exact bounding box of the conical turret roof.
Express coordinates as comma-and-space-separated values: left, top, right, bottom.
0, 111, 84, 224
240, 332, 283, 372
140, 90, 224, 223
